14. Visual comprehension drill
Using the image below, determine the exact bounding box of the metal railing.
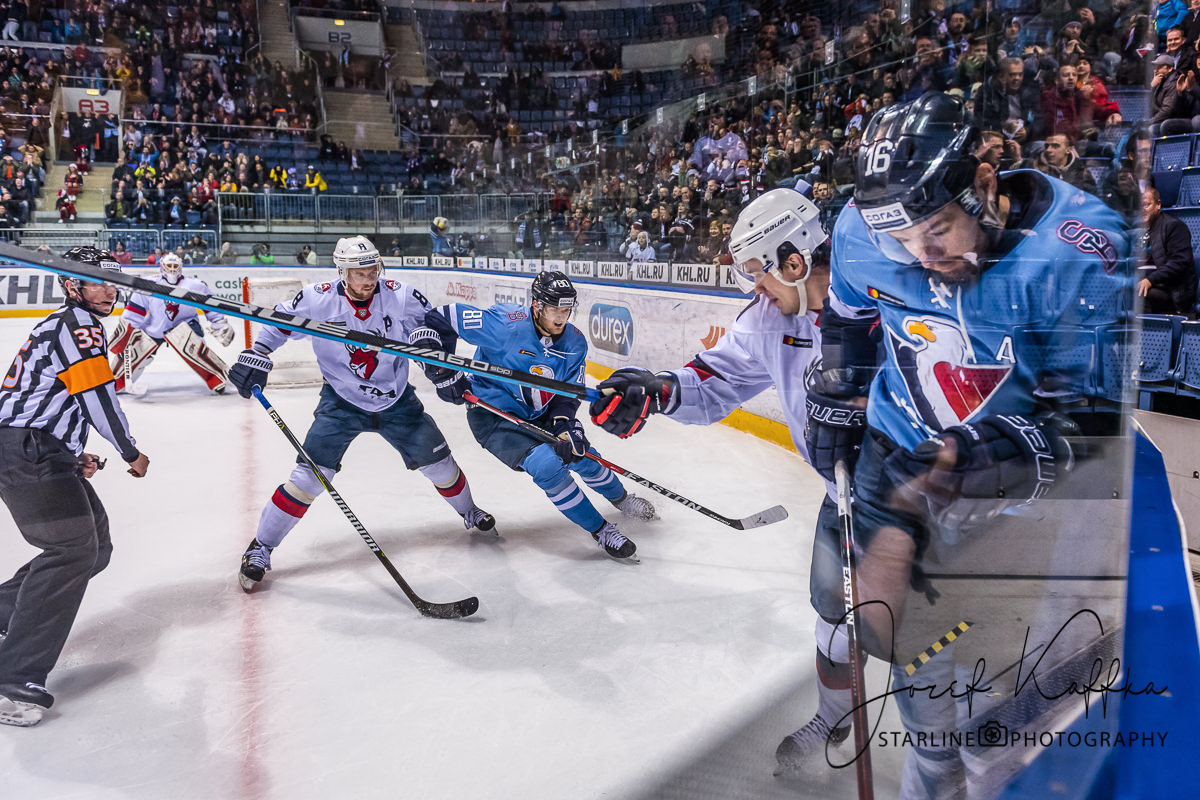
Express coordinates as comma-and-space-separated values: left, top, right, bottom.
10, 227, 219, 261
217, 191, 552, 233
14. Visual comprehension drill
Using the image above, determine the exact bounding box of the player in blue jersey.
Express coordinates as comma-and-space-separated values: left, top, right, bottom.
416, 271, 656, 561
807, 92, 1131, 796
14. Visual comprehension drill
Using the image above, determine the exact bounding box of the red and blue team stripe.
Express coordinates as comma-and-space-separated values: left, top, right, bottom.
436, 470, 466, 498
271, 485, 311, 518
125, 301, 147, 317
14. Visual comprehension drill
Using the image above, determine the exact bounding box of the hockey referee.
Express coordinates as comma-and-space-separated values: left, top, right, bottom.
0, 246, 150, 727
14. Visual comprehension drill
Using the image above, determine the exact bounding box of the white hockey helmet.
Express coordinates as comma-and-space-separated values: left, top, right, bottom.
159, 252, 184, 285
332, 235, 383, 278
728, 188, 828, 293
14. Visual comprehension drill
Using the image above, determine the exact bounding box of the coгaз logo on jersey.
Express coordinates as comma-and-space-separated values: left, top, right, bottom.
888, 315, 1012, 429
345, 342, 379, 380
164, 300, 180, 320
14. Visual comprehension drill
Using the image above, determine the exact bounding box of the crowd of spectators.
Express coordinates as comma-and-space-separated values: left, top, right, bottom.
399, 0, 1149, 262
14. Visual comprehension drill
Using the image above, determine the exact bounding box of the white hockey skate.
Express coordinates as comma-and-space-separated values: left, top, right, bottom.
773, 713, 850, 777
612, 491, 658, 521
0, 682, 53, 727
239, 538, 274, 592
591, 522, 638, 562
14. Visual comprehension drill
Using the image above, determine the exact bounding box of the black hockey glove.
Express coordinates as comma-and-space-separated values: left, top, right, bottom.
229, 348, 274, 399
410, 327, 470, 404
550, 415, 590, 464
804, 370, 868, 482
590, 367, 679, 438
883, 414, 1076, 537
431, 369, 470, 405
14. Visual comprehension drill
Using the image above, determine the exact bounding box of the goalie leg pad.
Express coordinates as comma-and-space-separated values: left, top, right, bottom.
165, 324, 231, 392
108, 324, 159, 392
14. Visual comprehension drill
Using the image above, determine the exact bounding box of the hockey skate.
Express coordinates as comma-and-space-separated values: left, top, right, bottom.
612, 491, 658, 521
773, 713, 850, 777
463, 507, 497, 535
591, 522, 638, 562
239, 538, 274, 592
0, 682, 53, 727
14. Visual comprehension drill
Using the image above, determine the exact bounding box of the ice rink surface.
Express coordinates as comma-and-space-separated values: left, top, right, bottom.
0, 317, 906, 799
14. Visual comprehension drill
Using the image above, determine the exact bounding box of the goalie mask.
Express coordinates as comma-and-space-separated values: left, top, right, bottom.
61, 246, 122, 317
728, 188, 828, 294
332, 235, 383, 279
159, 252, 184, 285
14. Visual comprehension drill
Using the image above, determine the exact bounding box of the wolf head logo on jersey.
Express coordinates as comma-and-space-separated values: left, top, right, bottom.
346, 344, 379, 380
164, 300, 180, 321
888, 315, 1012, 430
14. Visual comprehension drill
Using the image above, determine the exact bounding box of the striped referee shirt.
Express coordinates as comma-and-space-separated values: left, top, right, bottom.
0, 303, 138, 461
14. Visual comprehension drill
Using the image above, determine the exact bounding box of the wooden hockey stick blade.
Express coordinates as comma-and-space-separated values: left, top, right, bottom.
732, 504, 789, 530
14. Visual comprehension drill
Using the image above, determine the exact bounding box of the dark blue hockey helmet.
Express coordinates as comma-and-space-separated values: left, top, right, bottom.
854, 92, 982, 234
531, 270, 577, 309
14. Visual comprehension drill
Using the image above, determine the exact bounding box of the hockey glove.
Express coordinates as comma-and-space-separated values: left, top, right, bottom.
804, 371, 868, 482
409, 327, 470, 405
550, 415, 590, 464
210, 322, 235, 348
432, 369, 470, 405
590, 367, 680, 438
883, 414, 1075, 538
229, 348, 274, 398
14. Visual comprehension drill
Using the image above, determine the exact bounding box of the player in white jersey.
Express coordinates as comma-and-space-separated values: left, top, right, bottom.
0, 246, 150, 727
108, 252, 234, 394
589, 190, 857, 775
227, 235, 494, 591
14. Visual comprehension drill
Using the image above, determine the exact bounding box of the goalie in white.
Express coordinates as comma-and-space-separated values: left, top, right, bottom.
107, 253, 234, 393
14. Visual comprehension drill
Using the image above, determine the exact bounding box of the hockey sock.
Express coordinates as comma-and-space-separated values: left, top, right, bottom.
544, 475, 606, 533
256, 463, 334, 549
574, 458, 624, 502
418, 455, 477, 516
814, 617, 854, 729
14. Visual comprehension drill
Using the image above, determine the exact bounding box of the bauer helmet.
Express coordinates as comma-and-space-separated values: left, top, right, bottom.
61, 246, 122, 316
728, 188, 828, 293
530, 270, 577, 309
159, 252, 184, 285
854, 91, 982, 236
332, 235, 383, 278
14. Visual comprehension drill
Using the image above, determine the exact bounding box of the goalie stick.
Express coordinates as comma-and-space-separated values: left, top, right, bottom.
0, 243, 596, 403
835, 460, 874, 800
463, 391, 788, 530
251, 386, 479, 620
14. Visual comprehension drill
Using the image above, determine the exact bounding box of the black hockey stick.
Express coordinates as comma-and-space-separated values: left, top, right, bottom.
464, 391, 788, 530
0, 242, 595, 402
251, 386, 479, 620
835, 460, 874, 800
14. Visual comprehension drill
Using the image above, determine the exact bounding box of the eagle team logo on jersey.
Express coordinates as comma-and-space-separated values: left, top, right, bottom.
520, 364, 556, 412
888, 315, 1012, 429
346, 344, 379, 380
164, 300, 180, 321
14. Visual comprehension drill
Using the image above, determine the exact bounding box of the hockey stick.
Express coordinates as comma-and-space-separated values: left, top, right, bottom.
250, 386, 479, 620
0, 242, 595, 402
464, 391, 788, 530
835, 460, 874, 800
